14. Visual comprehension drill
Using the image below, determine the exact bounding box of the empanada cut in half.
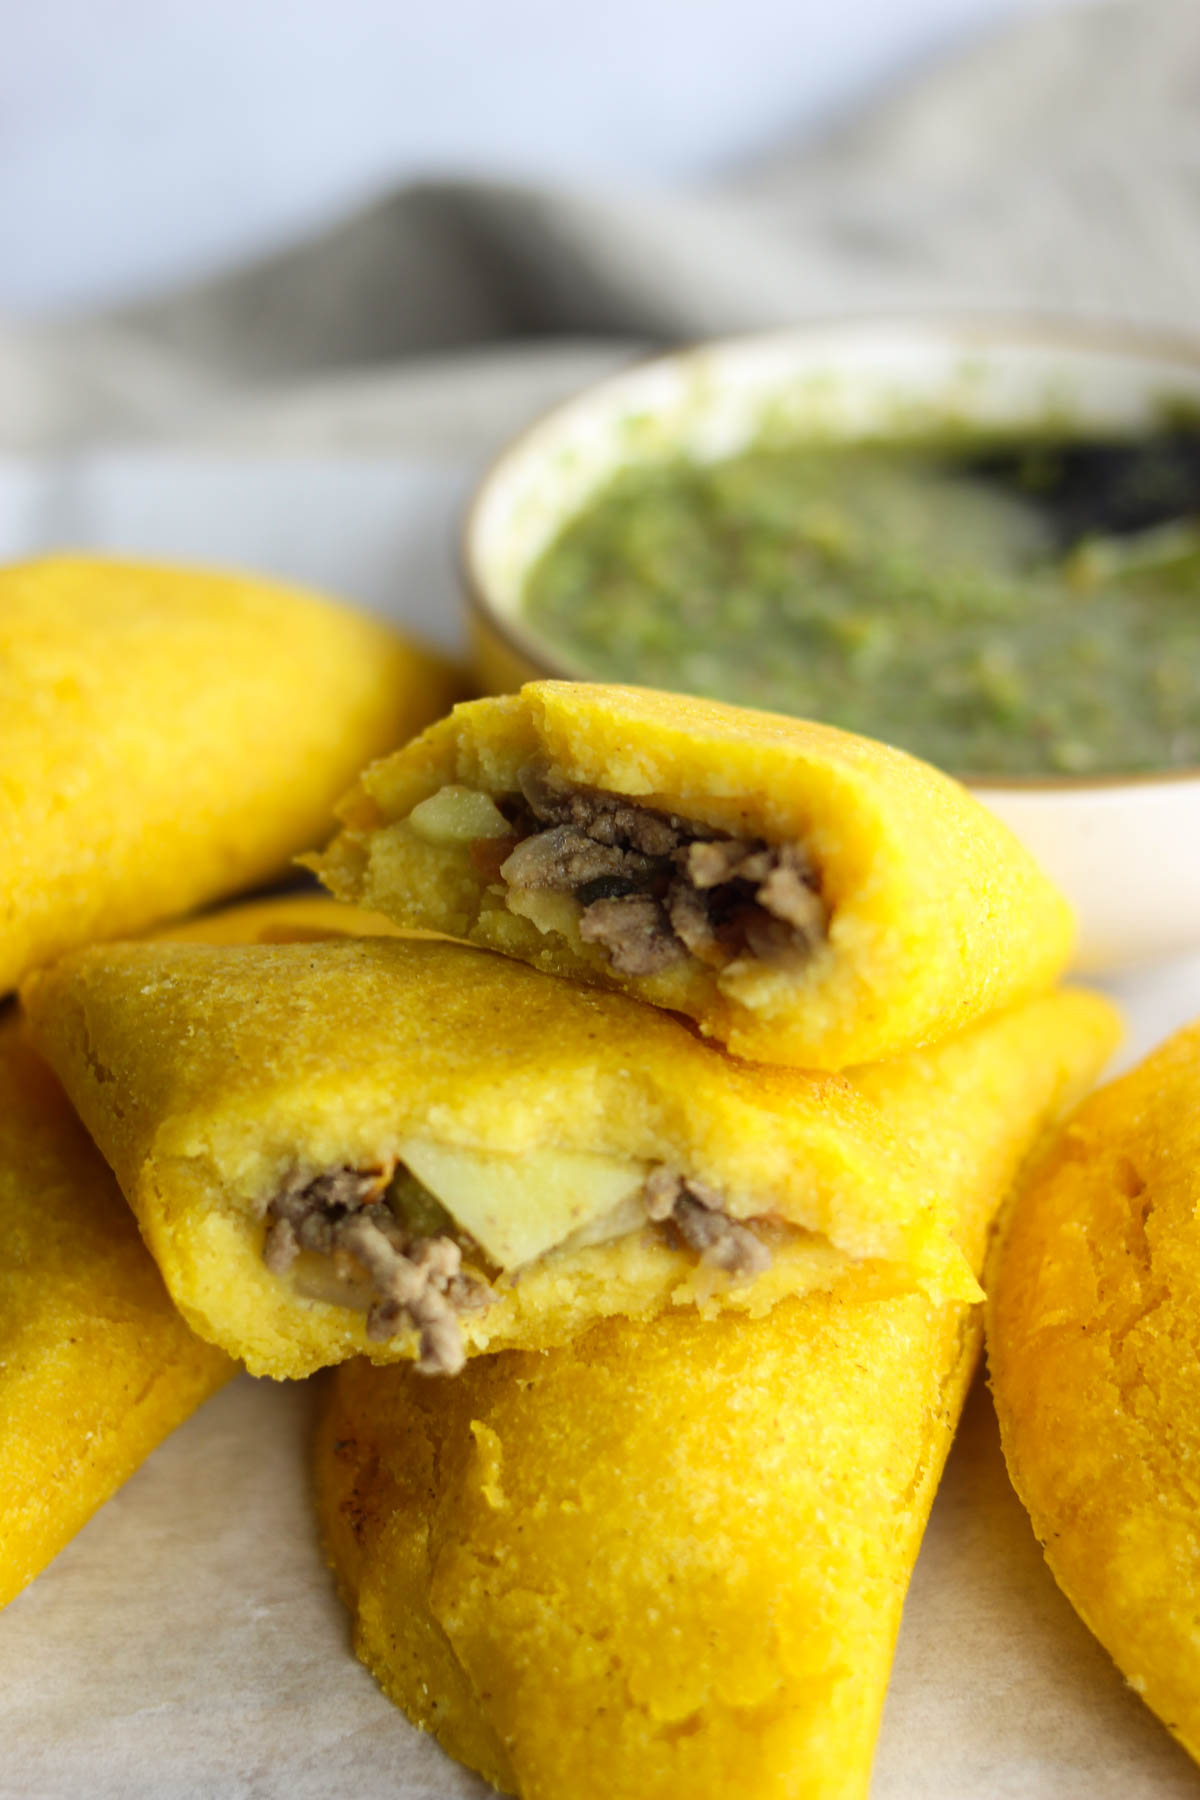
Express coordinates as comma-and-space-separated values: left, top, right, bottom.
313, 683, 1074, 1069
314, 972, 1115, 1797
990, 1017, 1200, 1766
0, 554, 462, 992
23, 935, 1117, 1379
315, 925, 1109, 1800
0, 1018, 233, 1609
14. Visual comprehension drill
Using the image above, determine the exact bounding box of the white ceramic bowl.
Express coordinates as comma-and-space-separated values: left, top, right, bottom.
463, 318, 1200, 974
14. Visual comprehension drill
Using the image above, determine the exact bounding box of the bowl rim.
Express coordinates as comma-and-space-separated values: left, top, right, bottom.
459, 310, 1200, 795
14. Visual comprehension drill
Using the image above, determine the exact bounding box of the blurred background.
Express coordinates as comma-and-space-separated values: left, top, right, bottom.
4, 0, 1091, 313
0, 0, 1193, 634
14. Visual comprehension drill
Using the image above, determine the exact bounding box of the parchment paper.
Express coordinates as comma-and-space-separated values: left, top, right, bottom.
2, 453, 1198, 1799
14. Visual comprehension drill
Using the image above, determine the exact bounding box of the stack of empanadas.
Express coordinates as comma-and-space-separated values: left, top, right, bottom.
2, 566, 1132, 1796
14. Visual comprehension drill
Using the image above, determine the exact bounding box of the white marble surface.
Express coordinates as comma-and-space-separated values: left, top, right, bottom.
2, 448, 1198, 1795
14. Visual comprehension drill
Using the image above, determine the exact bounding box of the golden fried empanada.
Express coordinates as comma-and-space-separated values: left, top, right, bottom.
0, 1018, 232, 1608
990, 1019, 1200, 1765
23, 934, 1115, 1378
313, 971, 1113, 1799
317, 1289, 976, 1800
312, 682, 1073, 1068
0, 555, 461, 991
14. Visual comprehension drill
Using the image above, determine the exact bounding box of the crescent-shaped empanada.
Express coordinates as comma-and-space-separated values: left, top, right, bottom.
990, 1019, 1200, 1765
0, 555, 461, 992
0, 1018, 233, 1608
312, 682, 1073, 1068
23, 935, 1115, 1379
317, 1287, 976, 1800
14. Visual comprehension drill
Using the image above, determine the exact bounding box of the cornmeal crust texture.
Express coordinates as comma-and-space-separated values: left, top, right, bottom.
22, 932, 1116, 1379
989, 1019, 1200, 1764
0, 555, 462, 992
311, 982, 1115, 1794
0, 1018, 233, 1609
313, 682, 1074, 1068
315, 1287, 978, 1799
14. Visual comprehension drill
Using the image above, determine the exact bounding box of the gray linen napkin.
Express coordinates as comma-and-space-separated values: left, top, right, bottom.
1, 0, 1195, 457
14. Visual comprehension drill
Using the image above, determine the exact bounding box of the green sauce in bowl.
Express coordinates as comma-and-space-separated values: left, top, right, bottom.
520, 436, 1200, 778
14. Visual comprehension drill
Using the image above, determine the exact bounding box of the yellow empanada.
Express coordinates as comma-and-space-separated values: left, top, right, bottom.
0, 1018, 232, 1608
0, 555, 461, 991
312, 973, 1113, 1798
317, 1290, 975, 1800
313, 682, 1073, 1068
23, 933, 1115, 1378
990, 1019, 1200, 1765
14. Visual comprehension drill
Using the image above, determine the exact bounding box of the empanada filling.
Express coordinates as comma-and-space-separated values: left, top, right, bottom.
407, 761, 828, 979
260, 1155, 773, 1375
262, 1166, 490, 1376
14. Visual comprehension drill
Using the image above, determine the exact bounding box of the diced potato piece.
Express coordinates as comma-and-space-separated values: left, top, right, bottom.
406, 786, 512, 846
396, 1139, 649, 1270
504, 886, 582, 939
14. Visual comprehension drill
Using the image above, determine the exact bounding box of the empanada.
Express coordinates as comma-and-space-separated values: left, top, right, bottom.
990, 1019, 1200, 1765
23, 935, 1115, 1378
312, 682, 1073, 1068
318, 1292, 974, 1800
313, 976, 1113, 1799
0, 555, 461, 991
0, 1018, 232, 1608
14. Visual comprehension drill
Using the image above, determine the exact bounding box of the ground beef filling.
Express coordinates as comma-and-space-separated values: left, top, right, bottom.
642, 1168, 772, 1277
261, 1159, 775, 1371
262, 1168, 492, 1376
493, 762, 827, 978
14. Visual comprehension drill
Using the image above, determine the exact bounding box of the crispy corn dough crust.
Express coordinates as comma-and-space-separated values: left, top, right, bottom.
314, 683, 1074, 1068
312, 979, 1116, 1797
22, 927, 1116, 1377
0, 1019, 232, 1609
989, 1020, 1200, 1765
315, 1288, 977, 1800
0, 555, 462, 992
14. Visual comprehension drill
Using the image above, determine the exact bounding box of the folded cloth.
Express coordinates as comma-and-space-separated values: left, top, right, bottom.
0, 1, 1195, 457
